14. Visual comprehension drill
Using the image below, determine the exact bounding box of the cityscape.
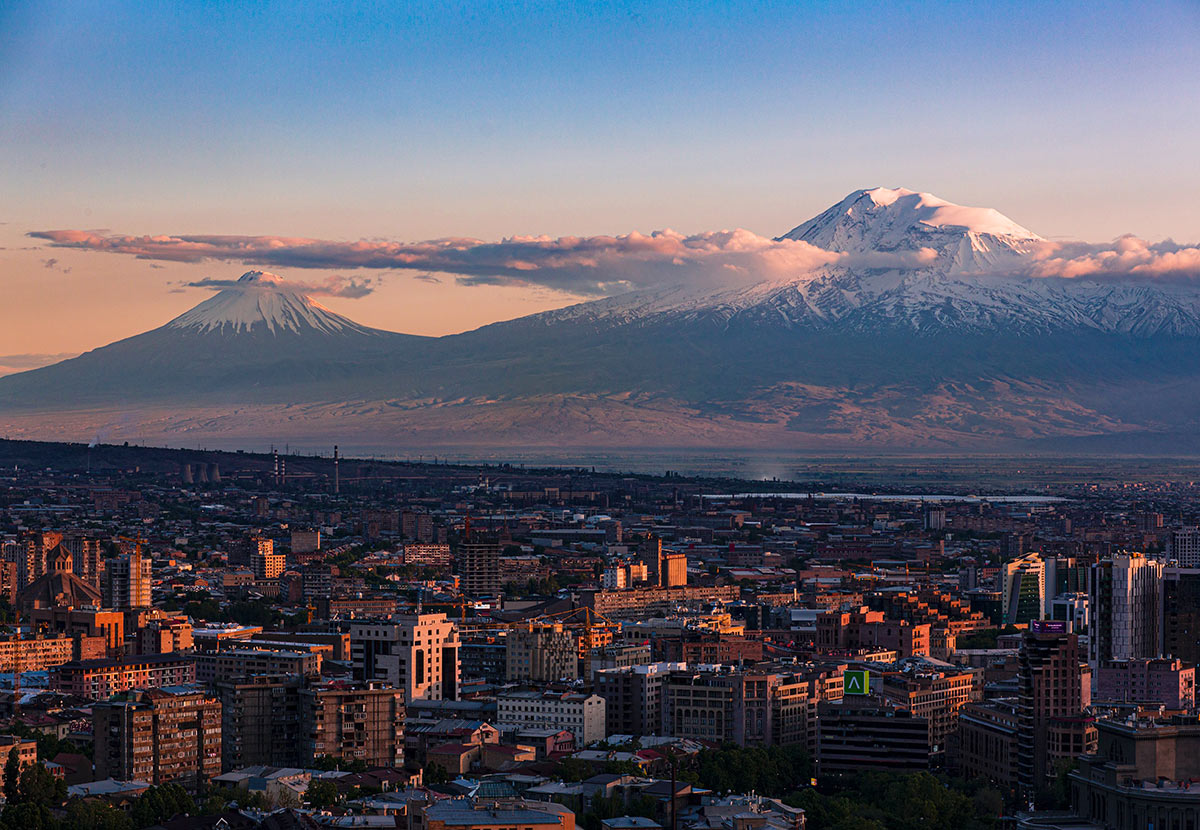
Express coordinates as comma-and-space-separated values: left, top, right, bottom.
0, 443, 1191, 830
3, 2, 1200, 830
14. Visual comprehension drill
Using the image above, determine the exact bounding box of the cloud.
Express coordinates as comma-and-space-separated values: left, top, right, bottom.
182, 275, 377, 298
27, 228, 895, 294
1029, 236, 1200, 283
32, 226, 1200, 295
0, 353, 77, 376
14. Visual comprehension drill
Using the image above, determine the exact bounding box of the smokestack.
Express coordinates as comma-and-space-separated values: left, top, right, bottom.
181, 464, 194, 485
197, 463, 209, 483
333, 445, 339, 495
208, 463, 220, 483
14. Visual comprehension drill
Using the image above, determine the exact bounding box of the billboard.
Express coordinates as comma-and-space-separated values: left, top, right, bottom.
844, 669, 869, 695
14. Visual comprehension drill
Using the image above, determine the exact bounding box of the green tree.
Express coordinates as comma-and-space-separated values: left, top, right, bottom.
0, 801, 55, 830
424, 763, 452, 785
2, 749, 18, 805
305, 779, 341, 808
553, 757, 595, 782
130, 782, 194, 828
65, 799, 135, 830
12, 763, 66, 809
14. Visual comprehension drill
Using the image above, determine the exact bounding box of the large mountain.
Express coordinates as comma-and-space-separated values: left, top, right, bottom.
4, 189, 1200, 451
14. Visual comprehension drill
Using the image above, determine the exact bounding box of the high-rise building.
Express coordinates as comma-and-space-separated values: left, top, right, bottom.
1162, 567, 1200, 667
1016, 621, 1095, 794
15, 531, 61, 588
817, 698, 931, 776
923, 506, 947, 531
641, 535, 665, 586
1001, 553, 1045, 626
299, 681, 404, 768
1167, 528, 1200, 567
661, 551, 687, 588
93, 687, 222, 789
214, 675, 305, 769
505, 622, 579, 683
1089, 553, 1163, 671
595, 662, 686, 737
350, 614, 461, 701
402, 511, 435, 543
1044, 555, 1089, 614
289, 530, 321, 554
457, 539, 500, 595
879, 666, 976, 756
250, 538, 285, 580
104, 549, 153, 610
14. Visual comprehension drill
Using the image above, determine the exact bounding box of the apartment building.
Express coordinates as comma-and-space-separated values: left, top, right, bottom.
93, 687, 222, 789
350, 613, 460, 701
595, 661, 686, 737
52, 653, 197, 699
505, 622, 579, 683
299, 681, 405, 768
194, 647, 321, 684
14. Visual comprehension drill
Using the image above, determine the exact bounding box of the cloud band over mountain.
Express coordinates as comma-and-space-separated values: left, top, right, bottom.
27, 228, 923, 294
27, 227, 1200, 296
182, 275, 377, 298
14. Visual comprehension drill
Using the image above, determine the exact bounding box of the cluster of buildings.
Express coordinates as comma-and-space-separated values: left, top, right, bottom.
2, 451, 1200, 828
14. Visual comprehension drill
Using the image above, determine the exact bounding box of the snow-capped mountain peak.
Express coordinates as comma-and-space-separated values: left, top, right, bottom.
530, 188, 1200, 338
168, 271, 369, 335
778, 188, 1043, 272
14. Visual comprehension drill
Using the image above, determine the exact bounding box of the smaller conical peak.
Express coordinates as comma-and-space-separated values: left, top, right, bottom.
237, 270, 286, 285
167, 271, 368, 335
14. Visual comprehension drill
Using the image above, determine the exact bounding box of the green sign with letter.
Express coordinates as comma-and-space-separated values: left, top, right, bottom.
844, 669, 869, 695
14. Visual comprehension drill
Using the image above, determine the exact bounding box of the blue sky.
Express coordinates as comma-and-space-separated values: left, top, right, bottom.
1, 0, 1198, 352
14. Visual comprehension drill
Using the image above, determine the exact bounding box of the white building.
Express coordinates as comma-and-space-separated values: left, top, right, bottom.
1167, 528, 1200, 567
350, 613, 461, 701
496, 690, 606, 745
1089, 553, 1163, 671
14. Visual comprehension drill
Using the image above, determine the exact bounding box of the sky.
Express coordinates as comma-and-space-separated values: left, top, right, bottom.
2, 0, 1199, 363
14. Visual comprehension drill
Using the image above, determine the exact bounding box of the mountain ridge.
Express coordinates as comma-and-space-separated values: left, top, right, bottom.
3, 188, 1200, 450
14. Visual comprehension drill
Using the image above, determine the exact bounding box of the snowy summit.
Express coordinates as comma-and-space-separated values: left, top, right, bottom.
168, 271, 369, 335
779, 187, 1043, 274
